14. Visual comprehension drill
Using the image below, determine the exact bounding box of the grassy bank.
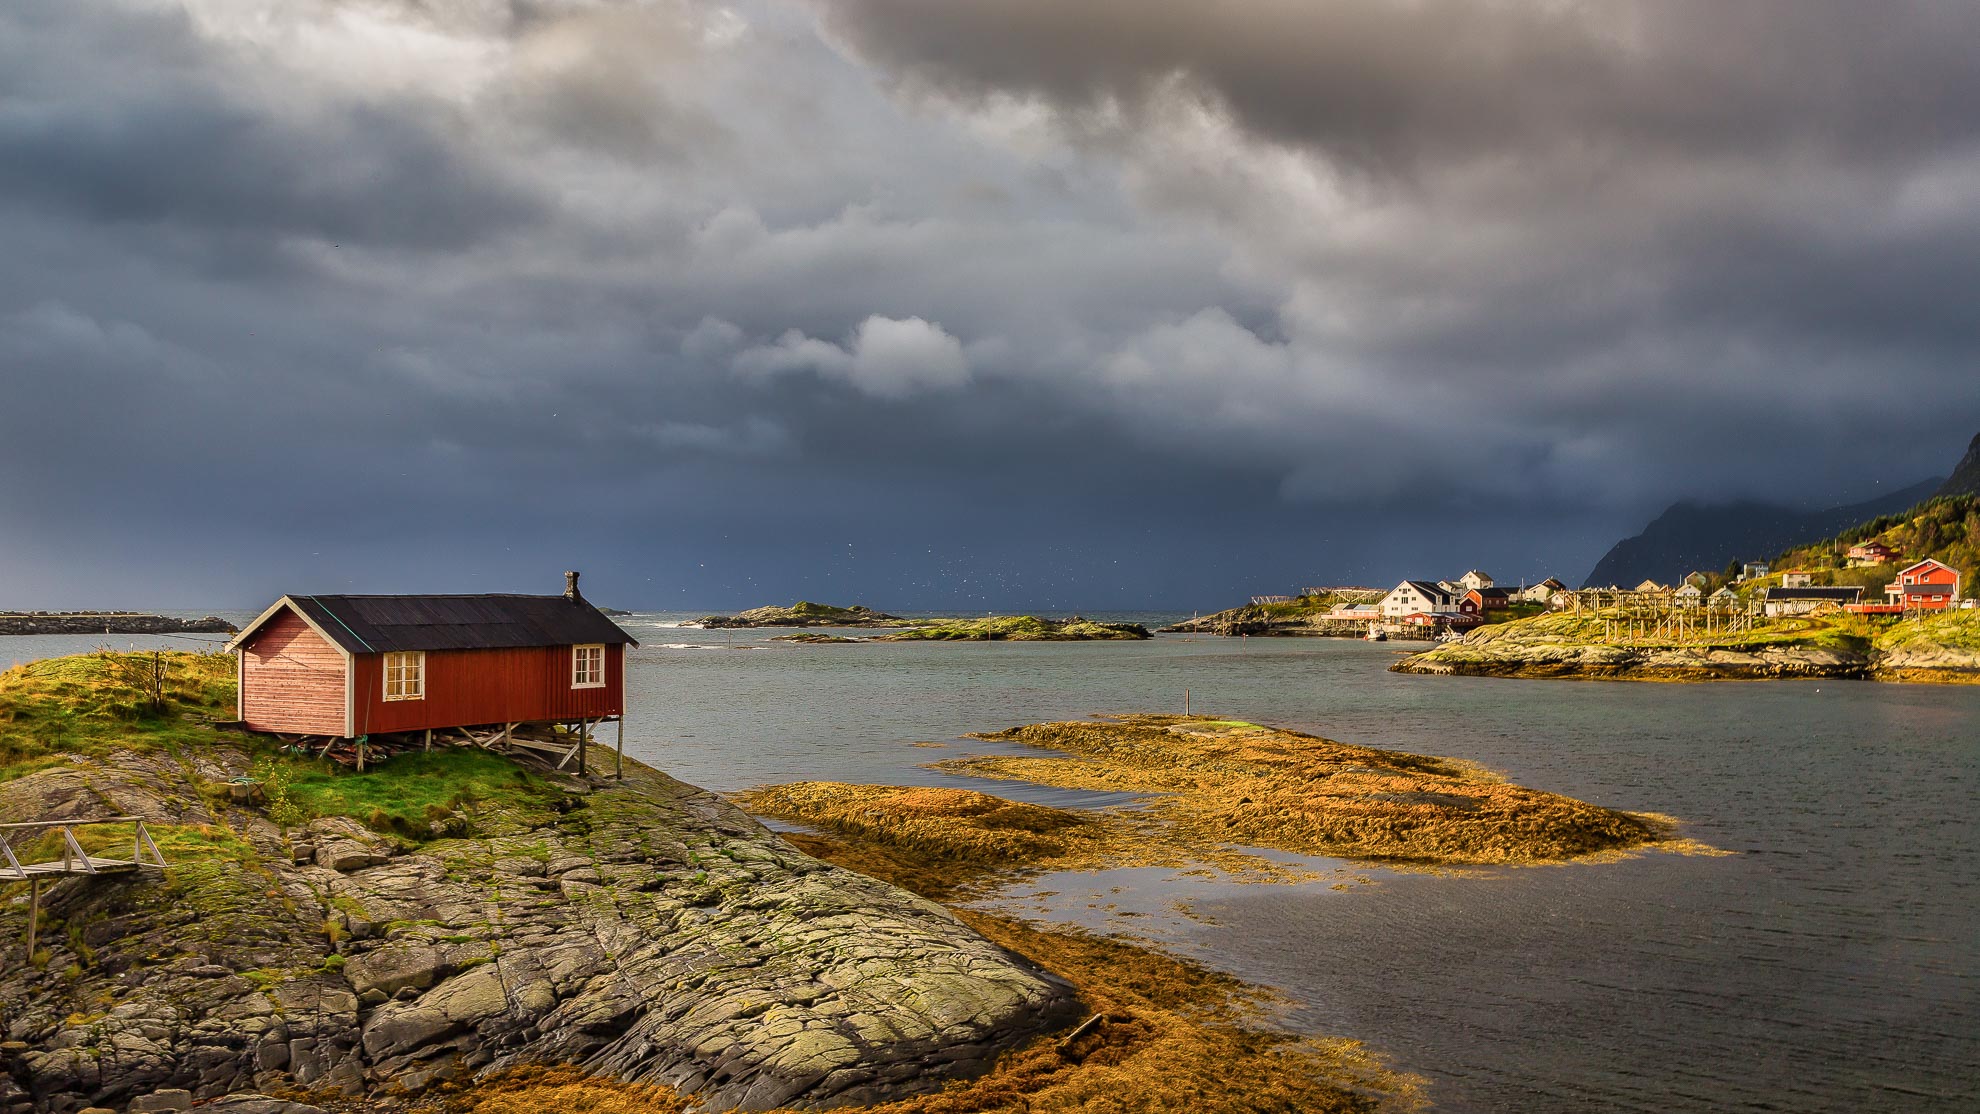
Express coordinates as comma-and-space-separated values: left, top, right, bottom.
0, 650, 237, 773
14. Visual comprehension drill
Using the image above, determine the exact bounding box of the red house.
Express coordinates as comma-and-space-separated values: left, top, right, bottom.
1885, 559, 1961, 611
1458, 587, 1511, 615
227, 573, 637, 742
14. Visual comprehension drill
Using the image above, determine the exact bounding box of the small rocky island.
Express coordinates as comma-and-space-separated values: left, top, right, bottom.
0, 612, 236, 636
743, 714, 1688, 875
0, 653, 1078, 1113
696, 602, 904, 628
713, 604, 1150, 641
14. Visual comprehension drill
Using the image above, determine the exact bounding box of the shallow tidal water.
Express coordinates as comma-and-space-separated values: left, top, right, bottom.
10, 611, 1978, 1111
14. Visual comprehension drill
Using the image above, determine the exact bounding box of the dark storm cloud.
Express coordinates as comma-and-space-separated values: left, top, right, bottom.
818, 0, 1980, 174
0, 5, 541, 252
2, 0, 1979, 610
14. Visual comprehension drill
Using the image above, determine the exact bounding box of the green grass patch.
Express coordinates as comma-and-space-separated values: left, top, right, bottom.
274, 748, 566, 840
0, 650, 236, 768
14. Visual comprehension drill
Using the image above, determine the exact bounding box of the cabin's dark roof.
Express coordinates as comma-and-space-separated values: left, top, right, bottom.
1762, 586, 1863, 601
278, 594, 638, 654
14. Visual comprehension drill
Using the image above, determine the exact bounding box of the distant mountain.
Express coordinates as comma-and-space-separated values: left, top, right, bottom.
1937, 432, 1980, 498
1582, 478, 1943, 589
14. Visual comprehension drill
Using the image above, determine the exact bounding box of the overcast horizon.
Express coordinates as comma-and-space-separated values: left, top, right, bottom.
5, 1, 1980, 613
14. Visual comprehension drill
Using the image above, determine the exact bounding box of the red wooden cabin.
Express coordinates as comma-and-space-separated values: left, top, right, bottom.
227, 573, 637, 740
1885, 559, 1962, 611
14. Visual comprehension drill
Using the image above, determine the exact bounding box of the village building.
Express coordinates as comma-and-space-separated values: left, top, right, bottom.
1457, 587, 1511, 616
1633, 579, 1672, 595
1709, 586, 1739, 605
1457, 570, 1494, 591
1674, 584, 1704, 607
1381, 580, 1459, 620
1250, 595, 1293, 606
1846, 541, 1897, 567
1741, 562, 1771, 581
1886, 559, 1962, 611
227, 573, 637, 751
1522, 577, 1569, 604
1779, 569, 1815, 588
1762, 586, 1863, 617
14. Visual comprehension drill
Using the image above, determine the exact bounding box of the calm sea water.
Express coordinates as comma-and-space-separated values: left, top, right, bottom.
8, 610, 1977, 1111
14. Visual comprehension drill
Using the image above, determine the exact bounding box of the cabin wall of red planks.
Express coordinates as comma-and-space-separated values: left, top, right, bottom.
239, 611, 347, 735
350, 643, 625, 735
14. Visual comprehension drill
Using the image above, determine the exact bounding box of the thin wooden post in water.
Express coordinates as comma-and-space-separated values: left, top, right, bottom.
1184, 688, 1190, 715
577, 719, 587, 777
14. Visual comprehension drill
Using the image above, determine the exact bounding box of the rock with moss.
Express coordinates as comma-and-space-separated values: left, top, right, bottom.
695, 602, 903, 629
1394, 608, 1980, 682
877, 617, 1148, 642
0, 655, 1079, 1113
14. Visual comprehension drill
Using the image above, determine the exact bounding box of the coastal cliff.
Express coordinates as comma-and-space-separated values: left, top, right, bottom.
0, 654, 1077, 1113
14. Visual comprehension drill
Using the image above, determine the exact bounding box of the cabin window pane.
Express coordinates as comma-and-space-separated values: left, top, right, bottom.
384, 651, 424, 701
573, 644, 606, 688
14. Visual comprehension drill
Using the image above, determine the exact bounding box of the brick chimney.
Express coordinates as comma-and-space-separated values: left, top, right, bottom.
564, 570, 581, 602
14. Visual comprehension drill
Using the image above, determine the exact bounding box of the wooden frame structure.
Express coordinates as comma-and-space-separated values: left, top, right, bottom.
4, 817, 167, 958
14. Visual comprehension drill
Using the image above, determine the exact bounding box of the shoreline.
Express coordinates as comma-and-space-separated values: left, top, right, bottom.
1391, 607, 1980, 684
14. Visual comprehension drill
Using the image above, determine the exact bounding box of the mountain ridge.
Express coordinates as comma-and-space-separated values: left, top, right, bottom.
1937, 431, 1980, 498
1582, 477, 1943, 588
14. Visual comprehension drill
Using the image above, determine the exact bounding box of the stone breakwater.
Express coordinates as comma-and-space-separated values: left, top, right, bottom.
0, 613, 236, 636
0, 750, 1077, 1114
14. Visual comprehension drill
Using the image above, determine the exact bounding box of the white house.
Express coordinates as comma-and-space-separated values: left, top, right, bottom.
1674, 584, 1704, 607
1458, 570, 1494, 591
1522, 577, 1568, 604
1381, 580, 1459, 619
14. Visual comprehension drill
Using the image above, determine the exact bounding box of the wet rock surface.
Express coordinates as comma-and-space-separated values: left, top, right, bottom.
0, 749, 1078, 1113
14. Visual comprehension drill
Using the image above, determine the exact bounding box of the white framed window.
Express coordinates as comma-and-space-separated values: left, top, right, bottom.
572, 644, 606, 688
383, 651, 425, 701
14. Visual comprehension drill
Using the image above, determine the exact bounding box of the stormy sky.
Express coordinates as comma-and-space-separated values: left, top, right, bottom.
4, 0, 1979, 611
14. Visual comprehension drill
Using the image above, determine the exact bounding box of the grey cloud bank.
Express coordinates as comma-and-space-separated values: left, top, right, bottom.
1, 0, 1976, 611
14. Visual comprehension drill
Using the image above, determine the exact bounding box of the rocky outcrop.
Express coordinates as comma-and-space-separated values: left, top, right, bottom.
0, 749, 1078, 1113
1394, 610, 1980, 683
0, 613, 235, 636
1393, 640, 1871, 680
697, 603, 903, 629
